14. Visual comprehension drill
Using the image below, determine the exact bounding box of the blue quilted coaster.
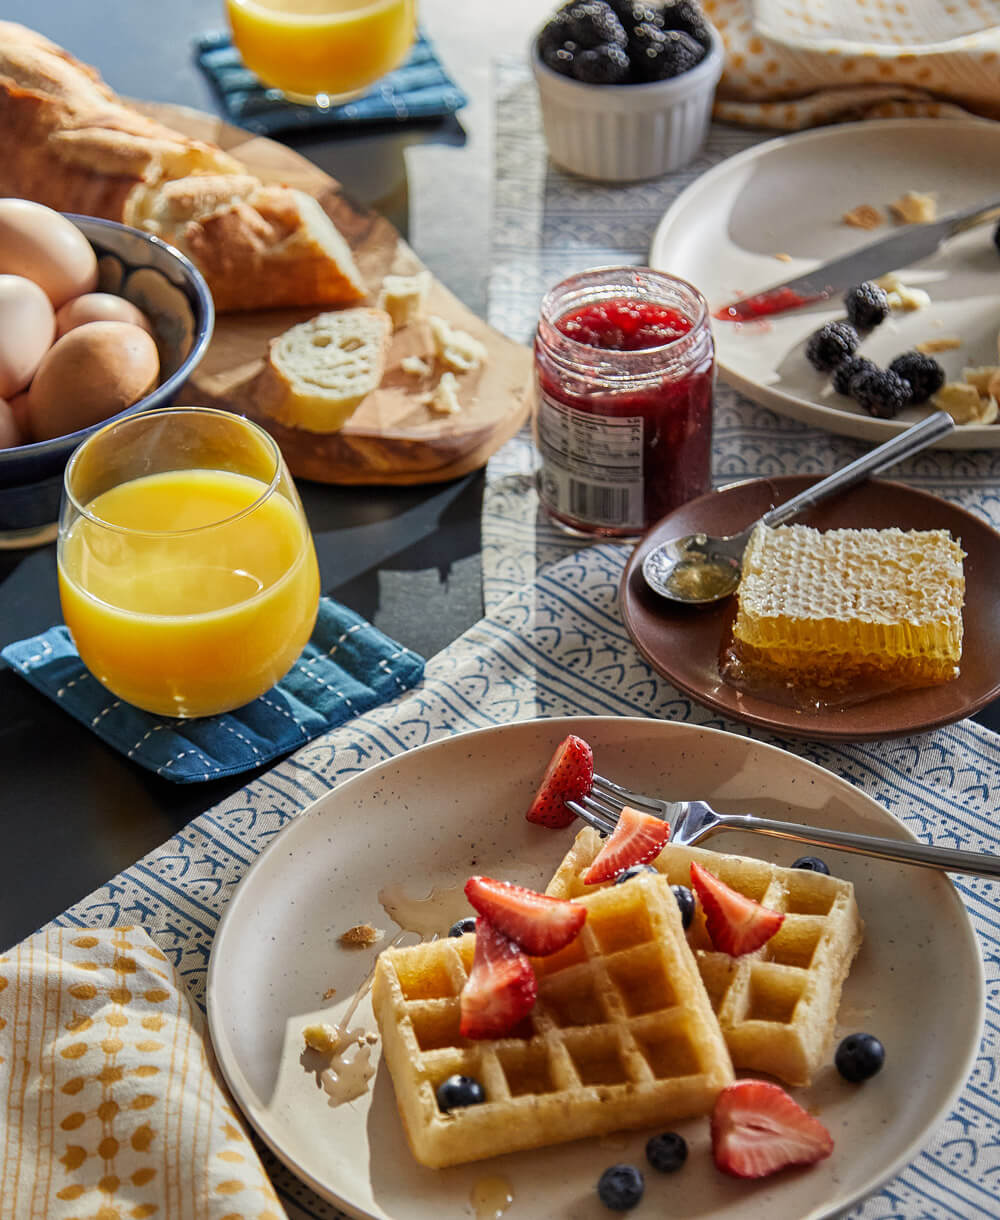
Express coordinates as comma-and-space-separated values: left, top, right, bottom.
194, 29, 468, 135
1, 598, 424, 784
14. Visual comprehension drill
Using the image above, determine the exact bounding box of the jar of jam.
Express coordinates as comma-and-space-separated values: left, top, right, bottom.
533, 267, 715, 538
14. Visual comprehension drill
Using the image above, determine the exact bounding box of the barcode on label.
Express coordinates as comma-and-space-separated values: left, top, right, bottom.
569, 481, 630, 525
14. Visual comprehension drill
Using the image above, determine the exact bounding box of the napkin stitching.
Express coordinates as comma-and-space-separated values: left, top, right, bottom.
160, 749, 221, 777
326, 623, 363, 656
257, 690, 309, 734
219, 721, 263, 758
381, 650, 410, 692
128, 723, 167, 757
91, 699, 122, 728
292, 657, 355, 706
56, 672, 90, 698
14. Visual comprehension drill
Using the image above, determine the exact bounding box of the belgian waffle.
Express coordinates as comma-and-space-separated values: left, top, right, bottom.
372, 872, 733, 1168
546, 830, 864, 1088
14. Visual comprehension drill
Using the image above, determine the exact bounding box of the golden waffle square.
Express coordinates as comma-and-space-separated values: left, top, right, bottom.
729, 524, 965, 693
546, 830, 864, 1088
372, 873, 734, 1168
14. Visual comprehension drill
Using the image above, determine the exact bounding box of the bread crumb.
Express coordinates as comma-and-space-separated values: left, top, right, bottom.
773, 252, 792, 262
400, 355, 432, 376
429, 315, 488, 373
888, 191, 937, 224
426, 371, 463, 415
873, 273, 930, 312
931, 381, 998, 424
916, 337, 961, 354
339, 923, 383, 948
377, 271, 432, 329
322, 986, 337, 1001
961, 366, 1000, 394
842, 204, 883, 230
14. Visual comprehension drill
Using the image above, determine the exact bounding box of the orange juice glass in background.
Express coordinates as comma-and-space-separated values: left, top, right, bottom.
225, 0, 417, 105
57, 407, 320, 718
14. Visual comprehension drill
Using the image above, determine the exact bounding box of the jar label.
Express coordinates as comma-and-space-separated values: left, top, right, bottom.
536, 392, 644, 530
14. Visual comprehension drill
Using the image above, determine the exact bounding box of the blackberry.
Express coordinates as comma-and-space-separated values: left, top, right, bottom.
660, 0, 712, 47
597, 1164, 644, 1210
573, 42, 631, 83
835, 1033, 885, 1083
541, 39, 579, 77
563, 1, 627, 49
888, 350, 945, 404
607, 0, 662, 31
843, 281, 890, 331
832, 355, 876, 397
850, 366, 912, 419
636, 26, 705, 81
538, 8, 576, 57
805, 321, 859, 372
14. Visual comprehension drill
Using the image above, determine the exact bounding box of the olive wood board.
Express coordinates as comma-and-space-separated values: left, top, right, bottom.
136, 101, 532, 486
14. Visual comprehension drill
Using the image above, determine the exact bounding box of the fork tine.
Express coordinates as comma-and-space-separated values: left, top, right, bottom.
565, 798, 617, 835
591, 772, 664, 816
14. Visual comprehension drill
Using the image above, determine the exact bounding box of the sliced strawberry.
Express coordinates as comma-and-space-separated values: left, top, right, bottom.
711, 1079, 833, 1178
459, 916, 538, 1040
689, 861, 784, 956
465, 876, 586, 956
582, 805, 670, 884
525, 734, 594, 828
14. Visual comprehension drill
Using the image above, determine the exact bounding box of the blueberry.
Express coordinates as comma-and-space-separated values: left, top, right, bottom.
435, 1074, 486, 1111
671, 884, 695, 930
835, 1033, 885, 1082
645, 1131, 688, 1173
448, 917, 477, 937
791, 856, 830, 875
597, 1164, 644, 1210
613, 863, 657, 884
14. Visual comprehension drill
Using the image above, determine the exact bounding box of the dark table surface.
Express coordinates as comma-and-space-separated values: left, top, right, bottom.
0, 0, 544, 950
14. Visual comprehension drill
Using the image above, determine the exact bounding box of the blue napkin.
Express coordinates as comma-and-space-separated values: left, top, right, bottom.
194, 29, 468, 136
1, 598, 424, 784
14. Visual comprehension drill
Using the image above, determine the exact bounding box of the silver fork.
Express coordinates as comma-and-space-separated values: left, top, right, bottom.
565, 773, 1000, 879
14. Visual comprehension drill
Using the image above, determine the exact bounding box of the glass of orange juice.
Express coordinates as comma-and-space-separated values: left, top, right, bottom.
225, 0, 417, 106
57, 406, 320, 719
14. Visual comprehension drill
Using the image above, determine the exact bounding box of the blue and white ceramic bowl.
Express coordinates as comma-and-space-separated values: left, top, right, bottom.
0, 214, 214, 545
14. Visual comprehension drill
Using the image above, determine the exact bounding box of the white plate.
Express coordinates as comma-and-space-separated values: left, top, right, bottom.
649, 118, 1000, 448
206, 717, 984, 1219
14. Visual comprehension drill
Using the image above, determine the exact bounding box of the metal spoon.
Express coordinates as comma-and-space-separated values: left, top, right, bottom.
642, 410, 956, 605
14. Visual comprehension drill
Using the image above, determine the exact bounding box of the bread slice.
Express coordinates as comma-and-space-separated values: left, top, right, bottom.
257, 308, 393, 433
0, 21, 366, 313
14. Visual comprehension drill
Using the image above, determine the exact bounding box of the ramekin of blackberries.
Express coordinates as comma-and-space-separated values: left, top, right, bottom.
532, 0, 723, 182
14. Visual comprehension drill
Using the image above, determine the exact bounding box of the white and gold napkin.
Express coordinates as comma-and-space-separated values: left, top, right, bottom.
0, 925, 287, 1220
704, 0, 1000, 128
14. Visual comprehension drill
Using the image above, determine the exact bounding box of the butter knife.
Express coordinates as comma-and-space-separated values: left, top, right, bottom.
715, 195, 1000, 322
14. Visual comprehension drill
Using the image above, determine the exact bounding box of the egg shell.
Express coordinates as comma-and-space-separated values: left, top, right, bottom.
56, 292, 154, 338
0, 398, 22, 449
27, 321, 160, 443
0, 274, 57, 399
0, 199, 98, 308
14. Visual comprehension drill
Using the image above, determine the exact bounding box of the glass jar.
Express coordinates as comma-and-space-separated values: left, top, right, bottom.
533, 266, 715, 538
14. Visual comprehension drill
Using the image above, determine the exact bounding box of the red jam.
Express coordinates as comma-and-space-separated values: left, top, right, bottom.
534, 269, 714, 538
713, 286, 829, 322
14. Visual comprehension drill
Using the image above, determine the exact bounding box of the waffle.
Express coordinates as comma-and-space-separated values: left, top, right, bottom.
372, 872, 734, 1168
728, 523, 965, 694
546, 830, 864, 1087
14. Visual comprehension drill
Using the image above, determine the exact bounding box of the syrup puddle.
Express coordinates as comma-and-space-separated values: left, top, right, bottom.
470, 1175, 514, 1219
319, 1027, 379, 1105
378, 880, 472, 940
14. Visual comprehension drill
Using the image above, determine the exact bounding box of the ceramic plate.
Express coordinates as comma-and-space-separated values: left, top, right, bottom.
620, 477, 1000, 741
648, 118, 1000, 448
206, 716, 983, 1219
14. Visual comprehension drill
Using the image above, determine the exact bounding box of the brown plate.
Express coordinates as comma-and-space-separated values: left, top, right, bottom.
620, 476, 1000, 742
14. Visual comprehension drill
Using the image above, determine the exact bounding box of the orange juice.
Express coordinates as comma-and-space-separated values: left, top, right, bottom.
58, 468, 320, 717
225, 0, 417, 102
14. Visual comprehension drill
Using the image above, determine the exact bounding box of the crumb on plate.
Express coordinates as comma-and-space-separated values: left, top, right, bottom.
888, 191, 937, 224
339, 923, 384, 948
842, 204, 883, 230
916, 337, 962, 354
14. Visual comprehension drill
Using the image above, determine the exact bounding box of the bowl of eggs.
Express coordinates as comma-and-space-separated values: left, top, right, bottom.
0, 199, 214, 545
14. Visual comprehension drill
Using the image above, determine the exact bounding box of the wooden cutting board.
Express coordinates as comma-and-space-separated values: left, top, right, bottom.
136, 102, 533, 485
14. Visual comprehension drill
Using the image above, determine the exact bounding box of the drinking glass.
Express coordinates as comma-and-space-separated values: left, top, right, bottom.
225, 0, 417, 107
57, 407, 320, 718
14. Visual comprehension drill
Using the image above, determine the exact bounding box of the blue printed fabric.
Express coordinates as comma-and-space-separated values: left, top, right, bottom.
194, 30, 467, 135
1, 598, 424, 784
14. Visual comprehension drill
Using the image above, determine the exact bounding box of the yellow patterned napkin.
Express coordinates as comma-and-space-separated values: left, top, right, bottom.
0, 926, 287, 1220
704, 0, 1000, 128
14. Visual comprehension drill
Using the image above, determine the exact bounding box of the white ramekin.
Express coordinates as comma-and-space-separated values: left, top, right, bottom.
531, 21, 724, 182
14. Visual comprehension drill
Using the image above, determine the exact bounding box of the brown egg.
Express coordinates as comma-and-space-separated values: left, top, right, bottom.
0, 274, 56, 399
7, 390, 32, 442
27, 321, 160, 442
0, 398, 22, 449
56, 292, 154, 338
0, 199, 98, 308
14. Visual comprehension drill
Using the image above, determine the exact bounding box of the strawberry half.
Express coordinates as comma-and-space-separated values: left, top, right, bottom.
582, 805, 670, 884
711, 1079, 834, 1178
465, 876, 586, 956
459, 916, 538, 1040
525, 734, 594, 828
689, 860, 784, 956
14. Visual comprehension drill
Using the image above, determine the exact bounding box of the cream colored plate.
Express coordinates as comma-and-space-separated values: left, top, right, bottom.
206, 717, 983, 1219
649, 118, 1000, 448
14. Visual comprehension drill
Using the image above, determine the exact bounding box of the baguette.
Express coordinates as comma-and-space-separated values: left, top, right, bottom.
0, 21, 366, 313
254, 307, 393, 433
